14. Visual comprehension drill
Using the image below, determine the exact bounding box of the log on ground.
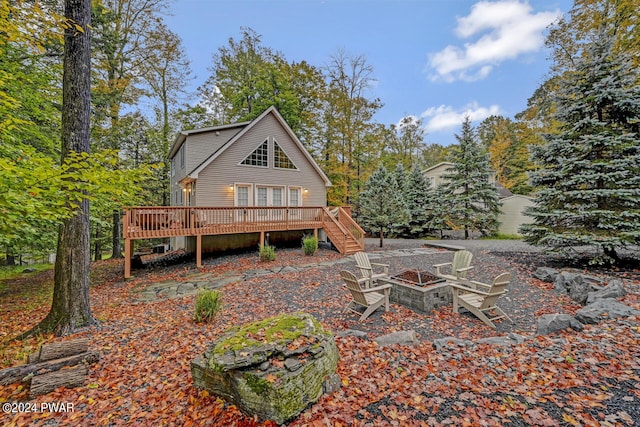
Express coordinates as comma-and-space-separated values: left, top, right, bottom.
0, 350, 99, 386
29, 364, 88, 398
28, 338, 89, 363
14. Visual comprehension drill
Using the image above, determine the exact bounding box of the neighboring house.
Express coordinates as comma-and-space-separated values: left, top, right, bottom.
497, 195, 535, 235
423, 162, 496, 189
422, 162, 532, 236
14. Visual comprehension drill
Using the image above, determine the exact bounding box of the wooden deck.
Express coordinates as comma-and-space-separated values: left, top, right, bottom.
122, 206, 365, 278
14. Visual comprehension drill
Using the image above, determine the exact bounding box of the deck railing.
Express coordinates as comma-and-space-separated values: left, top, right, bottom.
123, 206, 326, 239
336, 207, 366, 248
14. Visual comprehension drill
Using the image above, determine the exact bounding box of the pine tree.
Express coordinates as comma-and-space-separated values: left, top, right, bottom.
404, 166, 436, 237
440, 117, 501, 239
359, 166, 409, 247
392, 163, 409, 236
521, 31, 640, 264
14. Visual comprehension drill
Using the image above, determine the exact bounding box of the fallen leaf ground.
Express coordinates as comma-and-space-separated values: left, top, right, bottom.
1, 242, 639, 426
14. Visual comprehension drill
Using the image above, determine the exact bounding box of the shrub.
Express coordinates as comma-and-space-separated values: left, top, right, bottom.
194, 289, 222, 323
481, 233, 522, 240
259, 244, 276, 262
302, 235, 318, 256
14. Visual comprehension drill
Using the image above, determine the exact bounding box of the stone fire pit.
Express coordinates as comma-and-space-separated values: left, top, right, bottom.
380, 270, 452, 314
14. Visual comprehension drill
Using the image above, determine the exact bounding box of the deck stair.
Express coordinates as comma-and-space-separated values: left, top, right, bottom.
322, 207, 365, 255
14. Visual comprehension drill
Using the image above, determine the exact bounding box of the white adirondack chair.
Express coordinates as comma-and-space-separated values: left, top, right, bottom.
340, 270, 391, 321
433, 250, 474, 282
353, 252, 389, 287
450, 272, 513, 329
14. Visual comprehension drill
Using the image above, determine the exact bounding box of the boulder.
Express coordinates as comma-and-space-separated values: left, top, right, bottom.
586, 279, 626, 304
374, 330, 418, 347
568, 278, 590, 305
533, 267, 559, 283
336, 329, 368, 339
432, 337, 475, 351
476, 333, 527, 346
554, 271, 582, 293
536, 313, 583, 335
554, 272, 604, 304
191, 312, 339, 425
574, 300, 640, 325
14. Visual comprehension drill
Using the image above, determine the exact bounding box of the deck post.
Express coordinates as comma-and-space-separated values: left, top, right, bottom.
124, 238, 133, 279
196, 235, 202, 268
260, 231, 265, 247
314, 228, 318, 239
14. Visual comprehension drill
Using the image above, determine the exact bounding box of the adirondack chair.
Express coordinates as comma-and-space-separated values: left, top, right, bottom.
340, 270, 392, 321
433, 250, 474, 282
450, 272, 513, 328
353, 252, 390, 287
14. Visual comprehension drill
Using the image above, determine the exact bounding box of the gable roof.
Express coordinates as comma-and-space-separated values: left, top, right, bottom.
168, 121, 250, 160
422, 162, 454, 174
177, 106, 332, 187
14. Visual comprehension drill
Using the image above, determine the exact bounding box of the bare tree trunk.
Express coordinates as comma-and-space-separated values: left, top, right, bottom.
111, 209, 123, 258
5, 248, 15, 266
93, 224, 101, 261
22, 0, 96, 337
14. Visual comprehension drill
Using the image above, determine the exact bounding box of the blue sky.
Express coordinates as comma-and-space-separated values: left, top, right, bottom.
163, 0, 571, 145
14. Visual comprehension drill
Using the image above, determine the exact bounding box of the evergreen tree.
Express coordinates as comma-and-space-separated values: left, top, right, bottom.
392, 163, 409, 236
440, 117, 501, 239
359, 166, 409, 247
521, 31, 640, 264
404, 166, 436, 237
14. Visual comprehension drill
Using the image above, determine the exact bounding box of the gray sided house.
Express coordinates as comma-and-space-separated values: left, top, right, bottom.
166, 106, 347, 254
169, 106, 330, 209
122, 107, 364, 278
422, 162, 531, 236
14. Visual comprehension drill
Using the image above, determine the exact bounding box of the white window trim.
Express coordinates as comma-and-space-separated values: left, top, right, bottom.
288, 186, 302, 207
273, 138, 299, 171
255, 185, 287, 206
234, 183, 253, 207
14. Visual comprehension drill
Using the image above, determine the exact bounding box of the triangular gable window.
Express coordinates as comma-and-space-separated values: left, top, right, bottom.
241, 139, 268, 167
273, 140, 297, 170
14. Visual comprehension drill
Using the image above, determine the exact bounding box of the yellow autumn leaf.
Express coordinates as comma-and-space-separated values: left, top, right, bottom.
265, 373, 278, 383
562, 413, 579, 426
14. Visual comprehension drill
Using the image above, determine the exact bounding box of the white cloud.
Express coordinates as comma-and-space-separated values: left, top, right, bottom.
419, 102, 502, 133
427, 1, 561, 82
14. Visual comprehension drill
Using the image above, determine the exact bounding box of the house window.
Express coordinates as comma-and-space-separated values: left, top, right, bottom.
240, 140, 268, 167
179, 145, 185, 168
236, 186, 250, 206
171, 157, 175, 176
256, 186, 286, 206
273, 140, 297, 170
289, 187, 301, 206
257, 187, 268, 206
272, 187, 283, 206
